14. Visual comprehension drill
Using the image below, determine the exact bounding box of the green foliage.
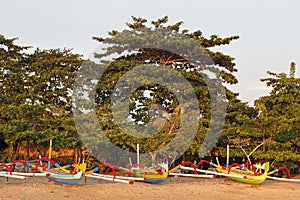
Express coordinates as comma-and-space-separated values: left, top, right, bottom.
0, 34, 82, 161
90, 16, 239, 164
253, 62, 300, 161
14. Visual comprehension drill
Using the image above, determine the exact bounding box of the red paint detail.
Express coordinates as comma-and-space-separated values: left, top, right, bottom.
228, 163, 243, 174
34, 157, 57, 173
277, 166, 291, 179
196, 160, 211, 169
243, 163, 257, 172
10, 160, 28, 169
4, 160, 28, 175
180, 161, 197, 174
98, 163, 116, 179
0, 164, 12, 175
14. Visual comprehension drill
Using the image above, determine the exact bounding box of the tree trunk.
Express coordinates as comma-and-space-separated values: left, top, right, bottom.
15, 142, 20, 160
8, 142, 20, 163
8, 144, 14, 162
149, 151, 157, 166
267, 136, 272, 151
26, 142, 30, 161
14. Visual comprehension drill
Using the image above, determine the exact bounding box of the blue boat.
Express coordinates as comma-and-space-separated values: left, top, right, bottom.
33, 157, 83, 185
45, 170, 83, 185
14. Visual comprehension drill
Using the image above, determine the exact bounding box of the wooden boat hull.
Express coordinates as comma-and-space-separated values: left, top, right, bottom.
217, 168, 267, 184
45, 171, 82, 185
216, 162, 269, 185
131, 171, 168, 184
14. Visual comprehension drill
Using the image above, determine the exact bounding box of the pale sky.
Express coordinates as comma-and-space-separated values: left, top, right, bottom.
1, 0, 299, 105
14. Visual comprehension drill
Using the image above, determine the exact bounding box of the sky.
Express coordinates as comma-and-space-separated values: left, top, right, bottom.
1, 0, 300, 105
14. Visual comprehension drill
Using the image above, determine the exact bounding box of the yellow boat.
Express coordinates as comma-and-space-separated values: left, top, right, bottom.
172, 160, 269, 185
215, 162, 269, 185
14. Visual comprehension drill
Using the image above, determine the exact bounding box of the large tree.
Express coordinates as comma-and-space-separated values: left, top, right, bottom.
254, 62, 300, 163
75, 16, 240, 165
0, 35, 31, 161
0, 35, 82, 162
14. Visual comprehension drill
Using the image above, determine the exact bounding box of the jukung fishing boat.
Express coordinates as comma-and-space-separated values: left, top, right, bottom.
170, 143, 300, 185
172, 160, 269, 185
211, 144, 269, 184
0, 158, 82, 185
34, 160, 82, 185
44, 170, 83, 185
31, 157, 83, 185
126, 164, 168, 184
216, 162, 269, 184
112, 144, 169, 184
0, 158, 84, 185
170, 144, 271, 185
27, 138, 84, 185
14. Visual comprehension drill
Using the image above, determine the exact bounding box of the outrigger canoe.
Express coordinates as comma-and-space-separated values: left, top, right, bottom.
216, 162, 269, 185
44, 170, 83, 185
121, 164, 168, 184
129, 171, 168, 184
33, 157, 83, 185
173, 160, 270, 185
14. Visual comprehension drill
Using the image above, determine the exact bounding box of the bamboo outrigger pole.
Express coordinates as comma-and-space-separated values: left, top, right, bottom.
226, 144, 229, 169
49, 137, 52, 159
47, 136, 53, 169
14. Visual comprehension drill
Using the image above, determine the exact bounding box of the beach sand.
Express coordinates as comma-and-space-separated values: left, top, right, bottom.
0, 176, 300, 200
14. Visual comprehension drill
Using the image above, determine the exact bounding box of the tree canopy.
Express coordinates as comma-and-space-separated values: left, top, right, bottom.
0, 35, 82, 162
252, 63, 300, 163
74, 16, 241, 165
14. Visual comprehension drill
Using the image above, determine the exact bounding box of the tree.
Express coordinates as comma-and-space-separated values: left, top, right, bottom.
79, 16, 240, 165
254, 62, 300, 163
0, 34, 31, 161
0, 34, 82, 161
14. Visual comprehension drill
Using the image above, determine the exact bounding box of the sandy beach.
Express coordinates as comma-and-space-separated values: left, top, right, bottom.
0, 176, 299, 200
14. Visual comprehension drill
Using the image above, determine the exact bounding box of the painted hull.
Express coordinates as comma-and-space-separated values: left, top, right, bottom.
44, 170, 82, 185
131, 171, 168, 184
216, 167, 267, 184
